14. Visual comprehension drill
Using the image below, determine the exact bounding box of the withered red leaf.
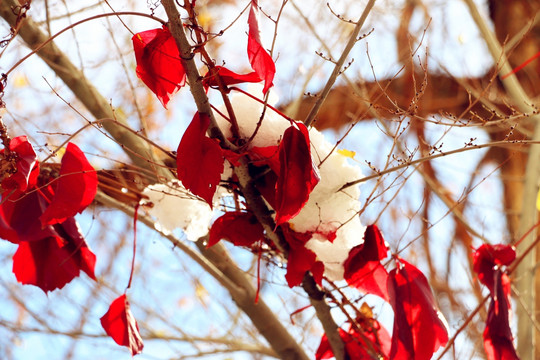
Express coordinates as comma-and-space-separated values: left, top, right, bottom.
203, 66, 261, 89
344, 225, 390, 301
1, 136, 39, 193
132, 26, 186, 108
483, 269, 519, 360
176, 113, 224, 207
274, 123, 319, 226
12, 216, 96, 293
208, 211, 264, 248
473, 243, 515, 298
388, 258, 449, 360
40, 143, 97, 226
101, 294, 144, 356
247, 0, 275, 94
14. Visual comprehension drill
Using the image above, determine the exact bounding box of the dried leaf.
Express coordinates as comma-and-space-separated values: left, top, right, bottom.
101, 294, 144, 356
132, 26, 186, 108
176, 113, 224, 207
247, 0, 275, 94
40, 143, 97, 226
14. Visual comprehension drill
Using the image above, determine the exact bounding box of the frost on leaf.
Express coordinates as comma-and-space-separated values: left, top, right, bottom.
1, 135, 39, 193
343, 224, 390, 301
176, 112, 224, 207
208, 211, 264, 248
101, 294, 144, 356
388, 258, 449, 360
274, 123, 320, 226
132, 26, 186, 108
40, 143, 97, 226
247, 0, 275, 94
12, 216, 96, 293
142, 180, 213, 240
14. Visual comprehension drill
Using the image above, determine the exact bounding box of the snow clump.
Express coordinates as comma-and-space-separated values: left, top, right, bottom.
215, 90, 365, 281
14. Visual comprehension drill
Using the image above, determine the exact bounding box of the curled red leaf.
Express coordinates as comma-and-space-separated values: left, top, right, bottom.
1, 135, 39, 193
176, 113, 224, 207
473, 243, 515, 298
132, 26, 186, 108
40, 143, 97, 226
12, 216, 96, 293
483, 269, 519, 360
247, 0, 276, 94
274, 123, 319, 226
202, 66, 261, 90
101, 294, 144, 356
208, 211, 265, 248
343, 225, 390, 301
388, 258, 449, 360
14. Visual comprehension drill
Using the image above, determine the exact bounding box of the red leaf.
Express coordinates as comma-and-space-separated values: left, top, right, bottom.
247, 0, 276, 94
316, 322, 391, 360
101, 294, 144, 356
483, 269, 519, 360
132, 26, 186, 108
203, 66, 261, 89
344, 225, 390, 301
275, 123, 320, 226
208, 211, 265, 248
40, 143, 97, 226
388, 258, 449, 360
1, 136, 39, 193
473, 244, 515, 298
0, 189, 57, 244
176, 113, 224, 207
12, 216, 96, 293
282, 224, 323, 287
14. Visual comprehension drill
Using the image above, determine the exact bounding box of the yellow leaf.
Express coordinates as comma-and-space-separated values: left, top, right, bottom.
13, 73, 28, 88
536, 187, 540, 211
337, 148, 356, 159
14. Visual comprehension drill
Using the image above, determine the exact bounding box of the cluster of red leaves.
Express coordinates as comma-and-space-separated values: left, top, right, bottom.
133, 7, 275, 107
0, 138, 146, 355
473, 244, 519, 360
198, 120, 321, 287
317, 225, 449, 360
0, 140, 97, 292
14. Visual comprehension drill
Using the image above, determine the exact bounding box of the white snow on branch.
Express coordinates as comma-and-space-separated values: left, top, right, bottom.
216, 89, 365, 281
